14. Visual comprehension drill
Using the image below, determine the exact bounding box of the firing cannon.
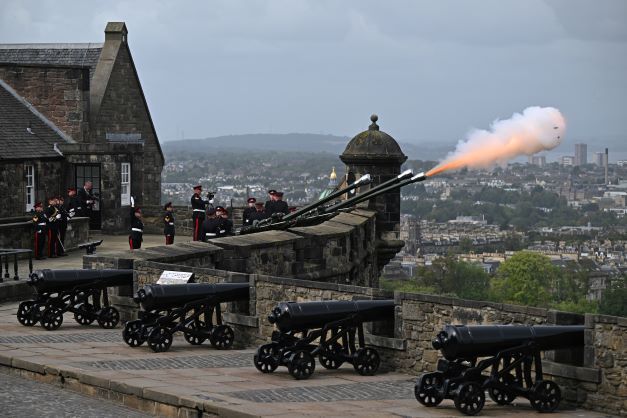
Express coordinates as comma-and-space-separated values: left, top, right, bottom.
17, 269, 132, 331
414, 324, 584, 415
254, 299, 394, 380
123, 282, 249, 353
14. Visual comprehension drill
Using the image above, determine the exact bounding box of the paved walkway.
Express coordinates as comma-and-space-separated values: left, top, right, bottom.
0, 302, 616, 418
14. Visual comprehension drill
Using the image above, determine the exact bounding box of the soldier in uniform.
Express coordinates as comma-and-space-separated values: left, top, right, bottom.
66, 187, 80, 219
273, 191, 290, 216
191, 184, 207, 241
77, 181, 96, 218
242, 197, 256, 226
163, 202, 175, 245
32, 202, 47, 260
56, 195, 68, 256
129, 196, 143, 250
264, 189, 277, 217
45, 197, 61, 258
216, 206, 233, 236
247, 202, 268, 224
200, 208, 220, 242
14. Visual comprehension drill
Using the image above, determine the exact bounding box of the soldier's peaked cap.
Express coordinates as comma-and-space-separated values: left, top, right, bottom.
268, 189, 277, 195
34, 202, 43, 208
193, 184, 202, 189
247, 197, 256, 203
164, 202, 173, 210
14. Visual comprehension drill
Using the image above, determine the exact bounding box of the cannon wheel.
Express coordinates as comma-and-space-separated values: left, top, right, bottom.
184, 320, 208, 345
97, 306, 120, 329
454, 382, 485, 416
353, 347, 380, 376
74, 303, 96, 326
415, 373, 444, 407
17, 301, 39, 327
254, 343, 279, 373
319, 342, 344, 370
287, 349, 316, 380
488, 373, 517, 405
148, 326, 173, 353
41, 307, 64, 331
530, 380, 561, 413
209, 325, 234, 350
123, 320, 146, 347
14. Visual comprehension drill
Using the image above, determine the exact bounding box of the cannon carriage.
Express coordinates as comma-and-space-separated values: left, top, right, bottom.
254, 300, 394, 380
123, 282, 249, 353
414, 324, 584, 415
17, 269, 132, 331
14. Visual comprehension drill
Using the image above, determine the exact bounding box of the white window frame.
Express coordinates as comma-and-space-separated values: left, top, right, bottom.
25, 164, 35, 212
121, 162, 131, 206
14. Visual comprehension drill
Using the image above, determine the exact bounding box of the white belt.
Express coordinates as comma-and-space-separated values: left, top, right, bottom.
38, 223, 46, 226
193, 209, 205, 212
131, 228, 143, 232
205, 233, 216, 237
168, 222, 174, 225
219, 230, 226, 234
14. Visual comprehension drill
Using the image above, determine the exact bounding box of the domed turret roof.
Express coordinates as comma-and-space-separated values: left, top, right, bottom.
340, 114, 407, 164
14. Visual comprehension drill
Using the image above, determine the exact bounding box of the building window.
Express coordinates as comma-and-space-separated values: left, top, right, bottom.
121, 162, 131, 206
25, 164, 35, 212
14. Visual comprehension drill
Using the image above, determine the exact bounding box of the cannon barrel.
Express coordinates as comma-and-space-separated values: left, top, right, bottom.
323, 171, 426, 213
432, 325, 585, 361
135, 283, 249, 311
27, 269, 133, 293
267, 299, 394, 332
281, 174, 372, 222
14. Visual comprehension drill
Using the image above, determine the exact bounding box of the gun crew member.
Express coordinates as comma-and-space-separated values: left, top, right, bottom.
129, 196, 143, 250
56, 195, 68, 256
66, 187, 80, 219
32, 202, 47, 260
248, 201, 268, 224
264, 189, 277, 217
242, 197, 256, 226
163, 202, 175, 245
200, 208, 220, 242
216, 206, 233, 236
273, 191, 289, 216
191, 184, 209, 241
45, 196, 61, 258
77, 181, 96, 218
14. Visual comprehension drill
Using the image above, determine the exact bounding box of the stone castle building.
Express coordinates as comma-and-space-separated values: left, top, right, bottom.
0, 22, 163, 232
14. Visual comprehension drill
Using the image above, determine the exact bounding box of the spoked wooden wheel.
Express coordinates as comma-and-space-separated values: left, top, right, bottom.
254, 343, 279, 373
454, 382, 485, 416
353, 347, 380, 376
41, 307, 64, 331
148, 326, 173, 353
73, 303, 96, 326
488, 373, 517, 405
530, 380, 561, 413
97, 306, 120, 329
122, 320, 146, 347
287, 349, 316, 380
415, 373, 444, 407
17, 301, 39, 327
319, 342, 344, 370
209, 325, 234, 349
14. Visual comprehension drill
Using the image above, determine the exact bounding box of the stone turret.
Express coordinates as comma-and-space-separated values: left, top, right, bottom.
340, 114, 407, 271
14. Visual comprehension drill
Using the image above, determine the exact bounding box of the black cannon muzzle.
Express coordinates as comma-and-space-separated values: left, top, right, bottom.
136, 282, 250, 311
28, 269, 133, 293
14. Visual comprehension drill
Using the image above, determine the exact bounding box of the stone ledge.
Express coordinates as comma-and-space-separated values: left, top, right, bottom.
0, 280, 34, 302
224, 313, 258, 328
365, 333, 407, 351
542, 361, 601, 383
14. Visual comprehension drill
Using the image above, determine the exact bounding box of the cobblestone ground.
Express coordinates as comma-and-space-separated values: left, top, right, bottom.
0, 370, 153, 418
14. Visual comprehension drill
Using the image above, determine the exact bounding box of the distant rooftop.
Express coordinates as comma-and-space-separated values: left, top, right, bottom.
0, 43, 103, 78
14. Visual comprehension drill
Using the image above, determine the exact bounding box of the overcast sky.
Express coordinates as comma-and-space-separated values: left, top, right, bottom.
1, 0, 626, 152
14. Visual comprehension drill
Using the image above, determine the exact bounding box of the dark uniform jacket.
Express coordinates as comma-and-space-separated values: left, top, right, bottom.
191, 193, 207, 214
274, 200, 289, 216
242, 206, 256, 225
77, 188, 95, 216
164, 211, 175, 236
57, 204, 68, 229
32, 212, 47, 234
200, 217, 233, 241
45, 204, 60, 233
247, 210, 268, 224
130, 208, 144, 242
264, 200, 275, 217
67, 196, 81, 218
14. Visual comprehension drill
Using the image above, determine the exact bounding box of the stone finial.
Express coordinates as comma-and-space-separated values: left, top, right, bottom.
369, 114, 379, 131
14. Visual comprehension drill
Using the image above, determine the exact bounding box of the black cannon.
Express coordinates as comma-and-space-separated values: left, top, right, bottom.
414, 325, 584, 415
17, 269, 132, 331
254, 299, 394, 380
123, 282, 249, 353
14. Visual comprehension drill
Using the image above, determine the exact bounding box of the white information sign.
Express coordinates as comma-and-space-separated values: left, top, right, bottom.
157, 271, 195, 285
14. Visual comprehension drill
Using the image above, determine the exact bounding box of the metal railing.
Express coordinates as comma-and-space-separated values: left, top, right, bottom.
0, 249, 32, 282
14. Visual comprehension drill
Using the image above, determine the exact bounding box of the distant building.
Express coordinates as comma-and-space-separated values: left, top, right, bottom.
561, 156, 575, 167
318, 167, 338, 200
529, 155, 546, 167
618, 160, 627, 167
0, 22, 164, 232
575, 143, 587, 166
594, 152, 604, 166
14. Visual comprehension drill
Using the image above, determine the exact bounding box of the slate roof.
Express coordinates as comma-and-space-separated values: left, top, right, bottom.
0, 43, 103, 78
0, 79, 73, 161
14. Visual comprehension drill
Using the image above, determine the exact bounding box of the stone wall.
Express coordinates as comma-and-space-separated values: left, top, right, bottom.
0, 216, 89, 255
0, 65, 90, 141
